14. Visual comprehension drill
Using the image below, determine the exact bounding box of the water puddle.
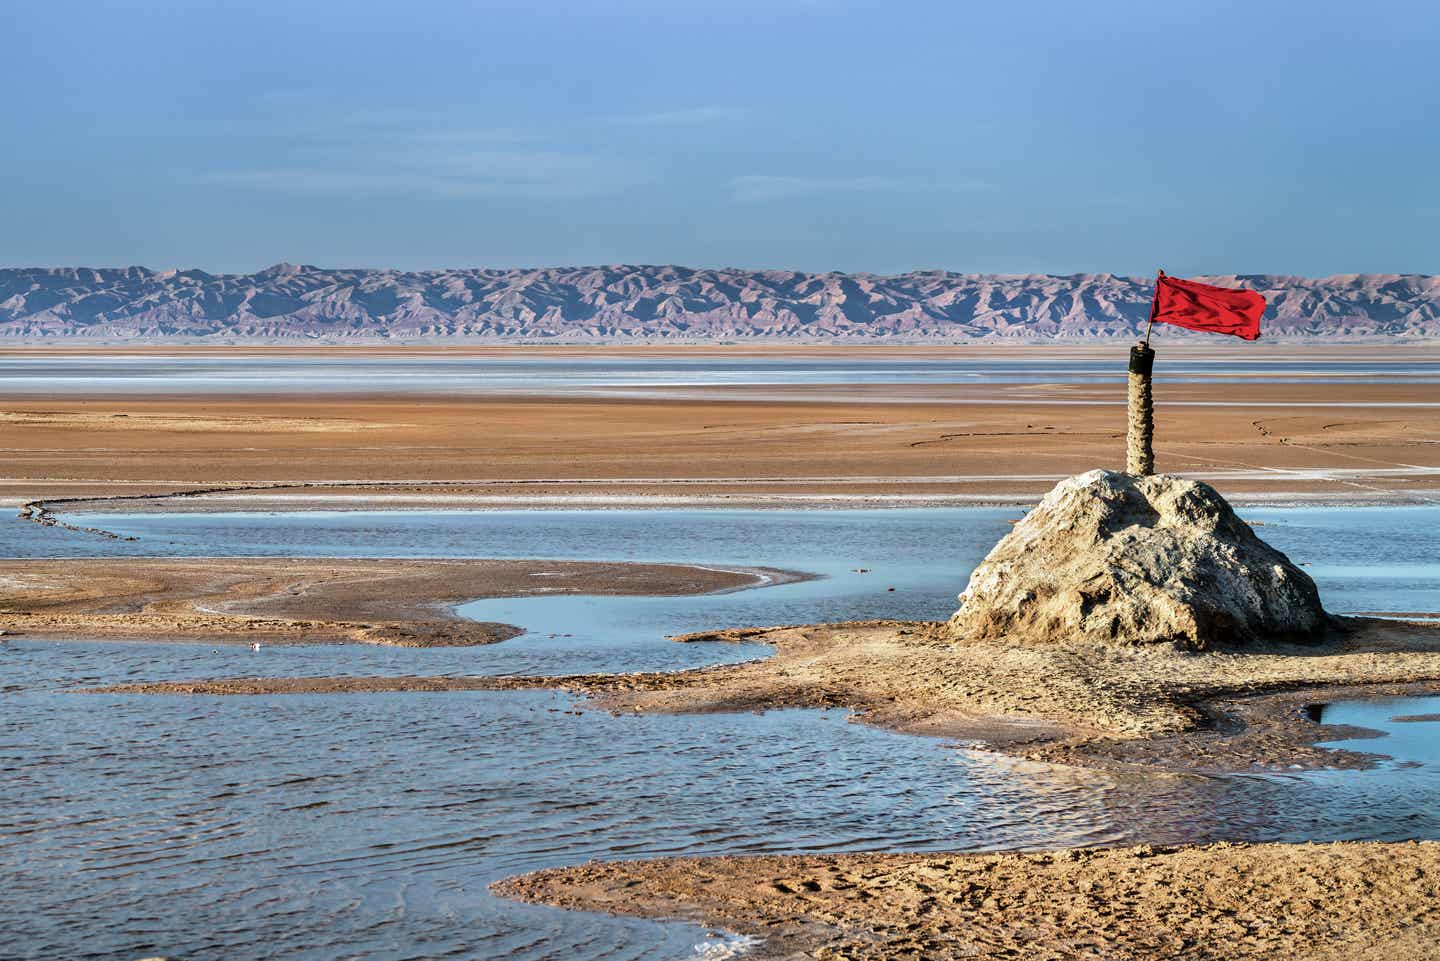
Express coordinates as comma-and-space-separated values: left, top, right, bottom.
4, 685, 1119, 960
1318, 696, 1440, 766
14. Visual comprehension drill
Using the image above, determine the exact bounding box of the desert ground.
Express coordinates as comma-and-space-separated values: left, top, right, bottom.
1, 344, 1438, 512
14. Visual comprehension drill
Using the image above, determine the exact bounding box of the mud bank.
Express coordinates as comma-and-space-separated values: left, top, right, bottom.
495, 841, 1440, 961
2, 557, 797, 647
84, 615, 1440, 773
593, 618, 1440, 773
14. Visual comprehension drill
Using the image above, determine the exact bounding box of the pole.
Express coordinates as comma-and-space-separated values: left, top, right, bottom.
1127, 341, 1155, 475
1143, 268, 1164, 349
1126, 268, 1164, 475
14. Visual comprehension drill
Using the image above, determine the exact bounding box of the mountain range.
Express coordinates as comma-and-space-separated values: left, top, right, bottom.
3, 264, 1437, 342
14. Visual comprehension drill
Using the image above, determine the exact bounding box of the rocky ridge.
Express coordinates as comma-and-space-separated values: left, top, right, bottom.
2, 264, 1438, 341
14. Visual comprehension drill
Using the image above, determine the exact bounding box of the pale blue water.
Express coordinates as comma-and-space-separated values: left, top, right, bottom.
1, 354, 1437, 395
11, 509, 1026, 678
4, 505, 1440, 960
3, 682, 1117, 961
1320, 696, 1440, 765
43, 503, 1440, 617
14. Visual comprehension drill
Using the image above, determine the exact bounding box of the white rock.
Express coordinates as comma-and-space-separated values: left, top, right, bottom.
948, 470, 1327, 650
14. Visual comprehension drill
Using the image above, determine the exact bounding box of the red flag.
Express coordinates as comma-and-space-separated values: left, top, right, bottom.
1149, 272, 1265, 341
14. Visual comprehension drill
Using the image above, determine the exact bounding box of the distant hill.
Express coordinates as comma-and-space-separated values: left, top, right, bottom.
2, 264, 1437, 342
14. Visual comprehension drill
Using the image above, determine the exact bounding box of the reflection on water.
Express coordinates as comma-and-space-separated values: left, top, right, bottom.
4, 682, 1119, 961
45, 503, 1440, 619
1319, 696, 1440, 766
4, 505, 1440, 960
12, 509, 1026, 679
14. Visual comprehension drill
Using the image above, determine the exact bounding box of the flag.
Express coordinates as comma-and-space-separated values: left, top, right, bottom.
1149, 271, 1266, 341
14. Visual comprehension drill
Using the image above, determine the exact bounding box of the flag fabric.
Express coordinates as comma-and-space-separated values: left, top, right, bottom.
1150, 272, 1266, 340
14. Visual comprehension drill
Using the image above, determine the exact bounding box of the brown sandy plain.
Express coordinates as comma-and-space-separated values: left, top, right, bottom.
1, 344, 1438, 511
12, 344, 1440, 960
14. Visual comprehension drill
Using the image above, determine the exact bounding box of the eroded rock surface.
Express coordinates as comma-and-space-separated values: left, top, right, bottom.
948, 469, 1326, 650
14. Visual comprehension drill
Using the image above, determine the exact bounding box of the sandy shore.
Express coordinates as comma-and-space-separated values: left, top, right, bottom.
2, 346, 1438, 511
574, 617, 1440, 773
495, 841, 1440, 960
1, 557, 794, 647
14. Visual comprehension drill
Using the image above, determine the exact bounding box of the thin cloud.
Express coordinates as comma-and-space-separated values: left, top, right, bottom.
211, 96, 629, 199
404, 128, 539, 145
205, 149, 631, 199
603, 105, 752, 127
730, 175, 900, 203
253, 90, 542, 146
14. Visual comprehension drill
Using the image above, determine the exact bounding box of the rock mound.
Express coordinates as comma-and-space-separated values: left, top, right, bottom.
948, 470, 1326, 650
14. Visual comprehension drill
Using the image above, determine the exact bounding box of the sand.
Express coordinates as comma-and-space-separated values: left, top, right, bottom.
495, 841, 1440, 960
1, 345, 1438, 511
1, 557, 794, 647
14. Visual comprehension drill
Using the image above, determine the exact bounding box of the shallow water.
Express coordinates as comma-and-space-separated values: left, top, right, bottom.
44, 503, 1440, 619
4, 506, 1440, 960
1320, 696, 1440, 766
1, 354, 1438, 395
7, 508, 1028, 678
3, 683, 1119, 961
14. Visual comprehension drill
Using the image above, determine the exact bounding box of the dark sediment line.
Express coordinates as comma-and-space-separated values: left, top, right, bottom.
16, 482, 323, 540
17, 479, 534, 540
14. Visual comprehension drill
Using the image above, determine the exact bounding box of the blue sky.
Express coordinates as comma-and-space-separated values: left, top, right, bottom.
3, 0, 1437, 276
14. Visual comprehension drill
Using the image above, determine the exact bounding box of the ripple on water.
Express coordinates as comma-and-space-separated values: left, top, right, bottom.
5, 506, 1440, 959
3, 690, 1120, 961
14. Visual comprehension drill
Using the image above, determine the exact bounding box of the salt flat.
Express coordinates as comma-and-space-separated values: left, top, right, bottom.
1, 345, 1437, 512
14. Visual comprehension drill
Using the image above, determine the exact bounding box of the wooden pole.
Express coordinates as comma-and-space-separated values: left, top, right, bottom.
1127, 342, 1155, 475
1144, 269, 1164, 349
1127, 268, 1164, 475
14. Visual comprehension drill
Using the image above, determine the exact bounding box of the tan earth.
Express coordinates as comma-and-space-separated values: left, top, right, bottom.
1, 557, 793, 647
496, 841, 1440, 961
1, 345, 1438, 511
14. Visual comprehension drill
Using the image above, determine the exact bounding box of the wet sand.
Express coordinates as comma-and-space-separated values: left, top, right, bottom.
1, 557, 793, 647
495, 841, 1440, 960
2, 346, 1438, 510
589, 617, 1440, 772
